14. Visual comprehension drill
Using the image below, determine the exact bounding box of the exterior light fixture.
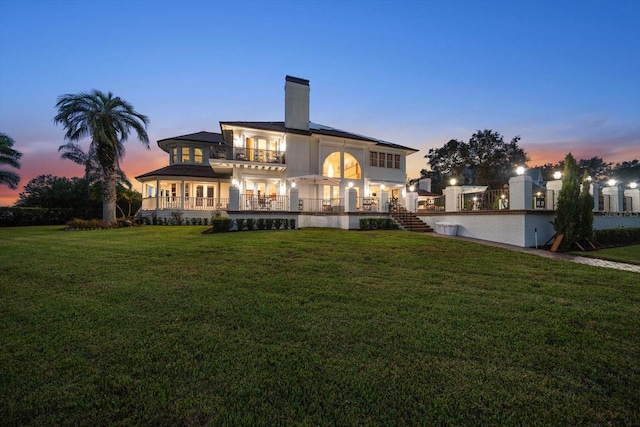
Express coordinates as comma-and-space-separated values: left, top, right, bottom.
630, 182, 638, 189
608, 179, 616, 187
500, 194, 506, 199
553, 171, 562, 180
291, 181, 296, 188
380, 184, 385, 190
516, 166, 525, 176
232, 178, 238, 187
587, 176, 593, 182
409, 185, 415, 192
472, 196, 478, 202
450, 178, 457, 186
348, 181, 354, 189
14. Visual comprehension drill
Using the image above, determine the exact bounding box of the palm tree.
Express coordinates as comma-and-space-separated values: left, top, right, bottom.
0, 133, 23, 190
54, 90, 149, 223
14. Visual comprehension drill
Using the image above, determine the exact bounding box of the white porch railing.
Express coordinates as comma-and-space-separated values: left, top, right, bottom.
142, 197, 229, 211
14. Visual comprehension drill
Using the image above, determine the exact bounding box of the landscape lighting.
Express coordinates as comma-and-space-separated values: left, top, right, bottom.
516, 166, 525, 175
608, 179, 616, 187
630, 182, 638, 189
450, 178, 457, 186
553, 171, 562, 180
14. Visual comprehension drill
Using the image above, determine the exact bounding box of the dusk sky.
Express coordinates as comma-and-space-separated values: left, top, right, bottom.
1, 0, 638, 206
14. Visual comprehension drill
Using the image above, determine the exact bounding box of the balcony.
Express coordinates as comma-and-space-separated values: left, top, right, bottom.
210, 147, 285, 166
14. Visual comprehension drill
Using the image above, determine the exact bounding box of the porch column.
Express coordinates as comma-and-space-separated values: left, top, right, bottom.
546, 179, 562, 210
509, 175, 533, 210
443, 185, 462, 212
345, 187, 357, 212
229, 186, 240, 211
603, 185, 623, 213
289, 188, 300, 211
406, 190, 417, 213
624, 188, 640, 212
380, 191, 389, 212
155, 178, 160, 209
180, 180, 185, 209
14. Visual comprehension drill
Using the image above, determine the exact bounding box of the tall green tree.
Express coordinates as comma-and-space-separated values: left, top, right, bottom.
0, 133, 22, 190
53, 90, 149, 223
16, 174, 90, 216
553, 153, 581, 251
424, 130, 528, 191
576, 171, 594, 245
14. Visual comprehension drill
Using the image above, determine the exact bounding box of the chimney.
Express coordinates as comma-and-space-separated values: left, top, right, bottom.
285, 75, 310, 131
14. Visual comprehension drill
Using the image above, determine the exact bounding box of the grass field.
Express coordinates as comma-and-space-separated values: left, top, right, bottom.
1, 226, 639, 425
573, 244, 640, 265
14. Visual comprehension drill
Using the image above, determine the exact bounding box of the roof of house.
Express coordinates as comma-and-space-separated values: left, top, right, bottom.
135, 164, 230, 180
219, 121, 418, 153
157, 131, 225, 151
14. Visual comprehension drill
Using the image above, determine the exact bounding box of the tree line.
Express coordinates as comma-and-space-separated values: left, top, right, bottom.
419, 129, 638, 193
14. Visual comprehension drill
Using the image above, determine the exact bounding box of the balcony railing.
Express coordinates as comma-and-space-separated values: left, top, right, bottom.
210, 147, 285, 164
299, 198, 344, 212
142, 197, 229, 211
459, 189, 510, 211
240, 195, 289, 211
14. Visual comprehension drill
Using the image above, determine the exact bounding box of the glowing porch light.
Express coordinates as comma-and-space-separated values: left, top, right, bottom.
553, 171, 562, 180
608, 179, 616, 187
409, 185, 415, 192
348, 181, 354, 189
516, 166, 525, 175
291, 181, 297, 188
450, 178, 457, 186
232, 178, 238, 187
380, 184, 386, 190
630, 182, 638, 189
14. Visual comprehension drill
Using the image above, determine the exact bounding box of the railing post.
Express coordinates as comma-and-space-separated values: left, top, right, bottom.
443, 185, 462, 212
509, 175, 533, 210
546, 178, 563, 210
229, 186, 240, 211
624, 188, 640, 213
603, 185, 624, 213
289, 188, 299, 212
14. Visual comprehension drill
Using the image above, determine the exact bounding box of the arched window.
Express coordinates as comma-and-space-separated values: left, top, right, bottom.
322, 152, 361, 179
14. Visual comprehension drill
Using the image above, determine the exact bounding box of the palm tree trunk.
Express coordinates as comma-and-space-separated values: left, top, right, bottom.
103, 166, 118, 223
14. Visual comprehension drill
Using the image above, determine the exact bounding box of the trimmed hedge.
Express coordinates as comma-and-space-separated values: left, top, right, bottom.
359, 218, 399, 230
0, 207, 76, 227
594, 227, 640, 246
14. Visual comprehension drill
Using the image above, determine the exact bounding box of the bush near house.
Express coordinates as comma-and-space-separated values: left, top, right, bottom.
359, 218, 400, 230
595, 227, 640, 246
0, 207, 75, 226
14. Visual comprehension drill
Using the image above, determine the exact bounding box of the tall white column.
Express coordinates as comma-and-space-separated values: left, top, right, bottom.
603, 185, 624, 212
289, 188, 300, 211
228, 186, 240, 211
624, 188, 640, 212
546, 179, 563, 210
509, 175, 533, 210
444, 186, 462, 212
345, 187, 357, 212
406, 191, 418, 212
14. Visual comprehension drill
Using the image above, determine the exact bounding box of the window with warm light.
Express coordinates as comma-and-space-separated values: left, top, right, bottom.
181, 147, 190, 163
322, 152, 361, 179
171, 147, 177, 164
194, 148, 203, 163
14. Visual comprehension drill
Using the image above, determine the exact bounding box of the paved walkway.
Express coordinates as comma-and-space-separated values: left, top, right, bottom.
433, 235, 640, 274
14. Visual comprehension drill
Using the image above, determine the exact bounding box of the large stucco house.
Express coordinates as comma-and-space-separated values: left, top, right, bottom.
136, 76, 419, 223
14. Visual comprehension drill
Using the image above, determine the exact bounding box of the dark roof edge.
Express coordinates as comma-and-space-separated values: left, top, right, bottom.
285, 75, 309, 86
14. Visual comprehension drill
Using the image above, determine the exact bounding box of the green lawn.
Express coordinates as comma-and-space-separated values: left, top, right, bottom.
573, 244, 640, 265
1, 226, 639, 425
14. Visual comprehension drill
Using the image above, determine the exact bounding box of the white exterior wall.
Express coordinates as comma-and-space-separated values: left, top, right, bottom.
285, 134, 313, 177
418, 212, 556, 247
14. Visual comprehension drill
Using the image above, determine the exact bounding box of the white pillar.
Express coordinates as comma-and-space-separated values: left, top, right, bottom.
380, 191, 389, 212
289, 188, 300, 211
603, 185, 624, 213
406, 191, 418, 212
509, 175, 533, 210
624, 188, 640, 212
345, 187, 357, 212
546, 179, 563, 210
229, 186, 240, 211
443, 186, 462, 212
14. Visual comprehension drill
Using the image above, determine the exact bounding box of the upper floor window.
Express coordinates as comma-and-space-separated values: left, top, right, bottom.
181, 147, 190, 163
194, 148, 203, 163
172, 147, 178, 164
370, 151, 378, 167
322, 152, 361, 179
370, 151, 401, 169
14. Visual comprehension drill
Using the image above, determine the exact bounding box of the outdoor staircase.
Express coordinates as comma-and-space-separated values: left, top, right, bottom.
389, 205, 434, 233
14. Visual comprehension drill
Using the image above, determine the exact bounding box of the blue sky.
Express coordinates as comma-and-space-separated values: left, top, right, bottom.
1, 0, 638, 205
